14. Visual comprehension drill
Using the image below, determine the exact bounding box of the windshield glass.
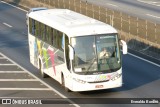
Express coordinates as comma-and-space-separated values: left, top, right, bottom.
71, 34, 121, 74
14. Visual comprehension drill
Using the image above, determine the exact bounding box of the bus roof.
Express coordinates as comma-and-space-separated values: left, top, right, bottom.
28, 9, 117, 37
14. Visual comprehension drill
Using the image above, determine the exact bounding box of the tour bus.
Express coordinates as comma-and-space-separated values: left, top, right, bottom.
27, 8, 127, 92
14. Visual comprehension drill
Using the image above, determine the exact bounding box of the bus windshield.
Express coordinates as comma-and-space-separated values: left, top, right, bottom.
71, 33, 121, 74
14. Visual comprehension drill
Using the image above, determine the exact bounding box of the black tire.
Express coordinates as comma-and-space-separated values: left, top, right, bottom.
39, 60, 48, 78
61, 74, 71, 92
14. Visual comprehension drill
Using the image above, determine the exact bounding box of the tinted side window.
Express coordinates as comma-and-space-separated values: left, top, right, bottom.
57, 31, 63, 50
41, 24, 46, 41
35, 21, 39, 37
65, 35, 70, 70
29, 18, 35, 35
49, 28, 54, 45
53, 29, 57, 46
46, 26, 50, 43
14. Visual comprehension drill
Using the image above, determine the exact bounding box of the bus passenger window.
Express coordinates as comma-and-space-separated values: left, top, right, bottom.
35, 21, 39, 37
41, 24, 46, 41
53, 29, 57, 46
57, 31, 63, 51
49, 28, 54, 45
65, 35, 70, 70
29, 18, 32, 34
32, 19, 35, 35
29, 18, 35, 36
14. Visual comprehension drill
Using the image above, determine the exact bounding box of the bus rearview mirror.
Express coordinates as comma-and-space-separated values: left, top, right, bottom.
120, 40, 128, 54
68, 45, 74, 60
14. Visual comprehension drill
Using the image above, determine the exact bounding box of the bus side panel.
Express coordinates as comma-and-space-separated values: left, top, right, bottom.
30, 36, 72, 88
35, 39, 66, 83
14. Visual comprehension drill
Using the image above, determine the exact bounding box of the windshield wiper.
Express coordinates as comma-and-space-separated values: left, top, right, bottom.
85, 58, 96, 74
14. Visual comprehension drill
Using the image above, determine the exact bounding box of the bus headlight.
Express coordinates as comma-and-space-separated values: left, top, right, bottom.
111, 73, 122, 81
73, 78, 86, 84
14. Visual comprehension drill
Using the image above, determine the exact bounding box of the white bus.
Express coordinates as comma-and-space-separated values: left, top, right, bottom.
27, 8, 127, 92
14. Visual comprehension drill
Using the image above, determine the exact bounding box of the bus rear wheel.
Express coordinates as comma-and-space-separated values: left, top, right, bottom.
39, 60, 48, 78
62, 74, 71, 92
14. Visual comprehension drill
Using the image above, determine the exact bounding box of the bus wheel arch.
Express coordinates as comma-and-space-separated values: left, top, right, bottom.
61, 73, 71, 92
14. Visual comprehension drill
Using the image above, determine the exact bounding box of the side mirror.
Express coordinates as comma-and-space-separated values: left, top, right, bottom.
68, 45, 74, 60
120, 40, 128, 54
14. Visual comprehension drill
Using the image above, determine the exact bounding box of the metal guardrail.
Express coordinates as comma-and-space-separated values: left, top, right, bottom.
3, 0, 160, 58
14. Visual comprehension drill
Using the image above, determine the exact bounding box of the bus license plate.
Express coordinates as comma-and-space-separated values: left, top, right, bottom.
95, 85, 103, 88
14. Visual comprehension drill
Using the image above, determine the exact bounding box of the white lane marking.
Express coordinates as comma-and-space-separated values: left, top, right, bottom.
107, 3, 118, 7
0, 79, 39, 81
128, 52, 160, 68
0, 88, 51, 91
0, 53, 80, 107
3, 23, 12, 28
0, 64, 16, 65
137, 0, 160, 6
0, 71, 25, 73
137, 0, 155, 3
1, 1, 27, 12
152, 2, 158, 4
146, 14, 160, 19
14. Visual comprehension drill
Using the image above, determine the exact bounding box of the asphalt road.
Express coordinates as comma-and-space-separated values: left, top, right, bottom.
0, 52, 77, 107
0, 1, 160, 107
83, 0, 160, 23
